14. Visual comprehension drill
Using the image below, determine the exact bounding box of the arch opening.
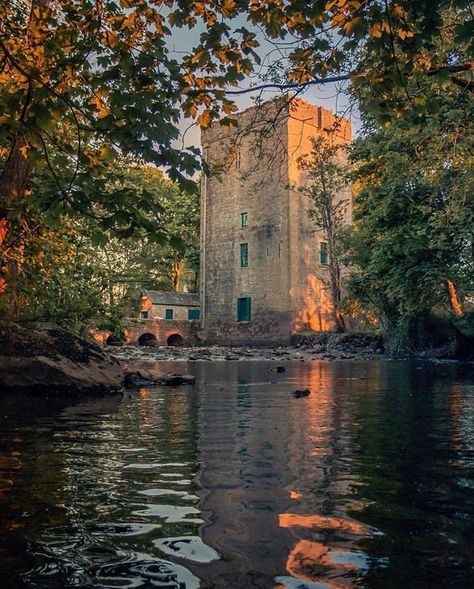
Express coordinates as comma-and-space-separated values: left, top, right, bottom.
105, 334, 122, 346
167, 333, 184, 347
138, 333, 158, 347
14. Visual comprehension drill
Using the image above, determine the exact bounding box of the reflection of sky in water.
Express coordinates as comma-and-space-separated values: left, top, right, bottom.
0, 360, 473, 588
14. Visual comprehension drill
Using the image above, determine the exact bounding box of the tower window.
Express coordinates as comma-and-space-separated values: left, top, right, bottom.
320, 242, 329, 266
141, 311, 149, 319
237, 297, 252, 322
165, 308, 174, 319
240, 243, 249, 268
241, 212, 248, 227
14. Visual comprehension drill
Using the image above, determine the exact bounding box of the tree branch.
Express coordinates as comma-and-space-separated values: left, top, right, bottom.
209, 74, 351, 95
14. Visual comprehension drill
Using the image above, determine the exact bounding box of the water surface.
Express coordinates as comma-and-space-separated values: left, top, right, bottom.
1, 360, 473, 588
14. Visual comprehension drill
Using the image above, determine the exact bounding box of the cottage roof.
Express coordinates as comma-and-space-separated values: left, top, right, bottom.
144, 290, 199, 307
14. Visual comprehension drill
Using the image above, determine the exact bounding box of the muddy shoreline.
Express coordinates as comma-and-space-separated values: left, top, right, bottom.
111, 343, 386, 364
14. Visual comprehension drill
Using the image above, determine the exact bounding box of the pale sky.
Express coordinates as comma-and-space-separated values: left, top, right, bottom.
167, 16, 360, 154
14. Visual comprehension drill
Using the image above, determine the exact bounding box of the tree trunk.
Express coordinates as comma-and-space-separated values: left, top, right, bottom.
0, 134, 30, 298
447, 280, 463, 317
170, 259, 185, 293
326, 219, 345, 332
0, 134, 30, 241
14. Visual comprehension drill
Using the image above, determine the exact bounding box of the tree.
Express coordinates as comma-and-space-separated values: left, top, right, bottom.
1, 2, 471, 228
1, 159, 200, 327
207, 2, 473, 118
0, 0, 260, 253
1, 1, 471, 331
297, 136, 351, 332
1, 213, 109, 333
347, 86, 474, 353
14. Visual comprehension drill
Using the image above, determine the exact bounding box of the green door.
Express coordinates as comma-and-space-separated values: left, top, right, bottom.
237, 297, 251, 322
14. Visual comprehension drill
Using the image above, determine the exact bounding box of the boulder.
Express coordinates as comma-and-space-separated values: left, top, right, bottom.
0, 322, 123, 395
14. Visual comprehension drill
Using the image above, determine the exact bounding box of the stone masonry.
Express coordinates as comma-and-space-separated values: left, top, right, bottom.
200, 97, 352, 344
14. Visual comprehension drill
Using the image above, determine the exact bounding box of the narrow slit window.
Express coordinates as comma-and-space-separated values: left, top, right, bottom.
240, 243, 249, 268
241, 212, 248, 227
320, 241, 329, 266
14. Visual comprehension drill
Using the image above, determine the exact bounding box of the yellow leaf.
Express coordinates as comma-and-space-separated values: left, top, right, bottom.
331, 12, 346, 28
191, 49, 207, 64
398, 29, 414, 40
222, 101, 237, 115
197, 110, 212, 128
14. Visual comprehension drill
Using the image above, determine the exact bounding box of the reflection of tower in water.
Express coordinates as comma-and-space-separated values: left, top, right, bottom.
195, 361, 369, 588
196, 361, 295, 587
277, 362, 370, 589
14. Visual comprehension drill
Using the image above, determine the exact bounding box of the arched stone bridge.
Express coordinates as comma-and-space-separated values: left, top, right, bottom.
96, 319, 200, 347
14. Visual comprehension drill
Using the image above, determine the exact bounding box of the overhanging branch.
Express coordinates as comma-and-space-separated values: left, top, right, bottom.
207, 62, 473, 96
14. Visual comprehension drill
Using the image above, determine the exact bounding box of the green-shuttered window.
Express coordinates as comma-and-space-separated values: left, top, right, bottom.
237, 297, 251, 322
320, 241, 329, 266
188, 309, 200, 320
240, 243, 249, 268
165, 308, 174, 319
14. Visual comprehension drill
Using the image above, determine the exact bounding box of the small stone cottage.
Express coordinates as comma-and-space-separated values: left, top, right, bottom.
139, 290, 200, 321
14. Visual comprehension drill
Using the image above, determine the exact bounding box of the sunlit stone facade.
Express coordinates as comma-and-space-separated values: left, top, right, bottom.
200, 98, 352, 344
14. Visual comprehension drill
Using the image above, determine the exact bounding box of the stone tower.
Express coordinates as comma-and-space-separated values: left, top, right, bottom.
200, 97, 352, 344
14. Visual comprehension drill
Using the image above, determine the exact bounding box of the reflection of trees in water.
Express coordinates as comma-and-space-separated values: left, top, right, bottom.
0, 395, 99, 582
0, 383, 202, 588
3, 362, 472, 589
346, 362, 474, 588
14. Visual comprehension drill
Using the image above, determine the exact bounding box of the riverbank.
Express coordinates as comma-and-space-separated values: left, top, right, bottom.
111, 337, 385, 363
0, 322, 123, 395
3, 323, 470, 397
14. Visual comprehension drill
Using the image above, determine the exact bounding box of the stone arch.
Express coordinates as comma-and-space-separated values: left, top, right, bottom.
167, 333, 184, 347
105, 334, 121, 346
138, 333, 158, 346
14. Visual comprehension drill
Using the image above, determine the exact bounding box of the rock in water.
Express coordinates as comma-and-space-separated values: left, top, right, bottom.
156, 373, 196, 386
290, 389, 311, 398
123, 369, 196, 387
0, 322, 123, 395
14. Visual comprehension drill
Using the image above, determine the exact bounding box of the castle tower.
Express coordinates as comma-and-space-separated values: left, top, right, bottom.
200, 98, 352, 344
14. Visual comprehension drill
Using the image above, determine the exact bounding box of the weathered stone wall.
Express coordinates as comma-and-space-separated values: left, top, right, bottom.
287, 100, 352, 333
138, 294, 199, 321
201, 98, 351, 345
149, 304, 198, 321
201, 99, 293, 344
291, 332, 384, 354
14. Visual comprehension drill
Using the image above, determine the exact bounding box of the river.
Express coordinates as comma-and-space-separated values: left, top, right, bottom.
0, 360, 473, 588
